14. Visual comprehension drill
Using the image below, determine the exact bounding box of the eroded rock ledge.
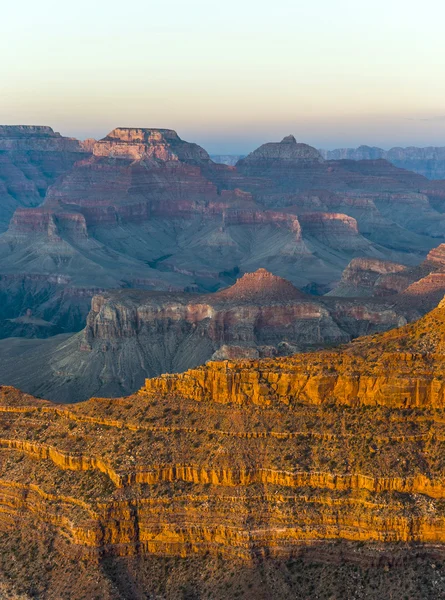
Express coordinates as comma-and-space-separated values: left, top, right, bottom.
2, 297, 445, 559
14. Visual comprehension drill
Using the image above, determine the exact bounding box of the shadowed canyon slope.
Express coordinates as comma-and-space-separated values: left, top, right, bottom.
0, 269, 412, 402
2, 297, 445, 596
2, 127, 445, 339
0, 125, 89, 231
3, 244, 445, 402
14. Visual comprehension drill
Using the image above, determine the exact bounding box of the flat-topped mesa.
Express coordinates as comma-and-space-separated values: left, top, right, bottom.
213, 268, 306, 302
0, 125, 86, 153
0, 125, 59, 138
237, 135, 324, 166
93, 127, 211, 163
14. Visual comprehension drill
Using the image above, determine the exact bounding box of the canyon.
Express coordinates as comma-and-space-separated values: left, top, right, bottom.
0, 126, 89, 231
2, 126, 445, 597
2, 126, 445, 343
2, 296, 445, 596
0, 268, 412, 402
2, 126, 445, 404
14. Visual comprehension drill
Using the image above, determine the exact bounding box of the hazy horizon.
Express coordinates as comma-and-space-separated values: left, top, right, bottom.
3, 0, 445, 154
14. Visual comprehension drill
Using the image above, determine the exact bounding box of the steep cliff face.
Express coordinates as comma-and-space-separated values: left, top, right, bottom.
144, 294, 445, 407
93, 127, 211, 163
2, 298, 445, 566
0, 269, 414, 402
0, 125, 90, 231
298, 212, 372, 250
329, 258, 408, 297
331, 244, 445, 317
2, 298, 445, 596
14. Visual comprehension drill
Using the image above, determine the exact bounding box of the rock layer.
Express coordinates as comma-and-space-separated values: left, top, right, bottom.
2, 297, 445, 562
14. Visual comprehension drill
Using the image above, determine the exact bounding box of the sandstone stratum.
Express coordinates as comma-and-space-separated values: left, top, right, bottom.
2, 297, 445, 597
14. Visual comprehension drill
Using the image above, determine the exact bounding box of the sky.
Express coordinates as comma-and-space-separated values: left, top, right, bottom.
2, 0, 445, 153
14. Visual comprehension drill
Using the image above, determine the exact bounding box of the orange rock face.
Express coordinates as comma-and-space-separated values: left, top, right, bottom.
2, 298, 445, 562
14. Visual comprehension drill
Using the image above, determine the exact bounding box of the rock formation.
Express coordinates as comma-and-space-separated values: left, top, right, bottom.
93, 127, 211, 162
1, 295, 445, 597
2, 126, 445, 348
0, 269, 412, 401
0, 125, 90, 231
328, 257, 409, 297
331, 244, 445, 315
237, 135, 325, 168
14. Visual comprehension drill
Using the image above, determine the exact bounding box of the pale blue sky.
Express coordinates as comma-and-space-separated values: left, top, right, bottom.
2, 0, 445, 152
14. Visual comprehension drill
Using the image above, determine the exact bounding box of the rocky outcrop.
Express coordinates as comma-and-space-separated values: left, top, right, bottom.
144, 293, 445, 407
331, 244, 445, 311
0, 125, 83, 152
329, 258, 408, 297
298, 212, 372, 250
212, 268, 305, 301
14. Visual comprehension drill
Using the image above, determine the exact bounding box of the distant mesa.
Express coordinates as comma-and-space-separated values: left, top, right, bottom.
0, 125, 60, 138
0, 124, 85, 153
320, 144, 445, 179
237, 135, 324, 166
93, 127, 211, 163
